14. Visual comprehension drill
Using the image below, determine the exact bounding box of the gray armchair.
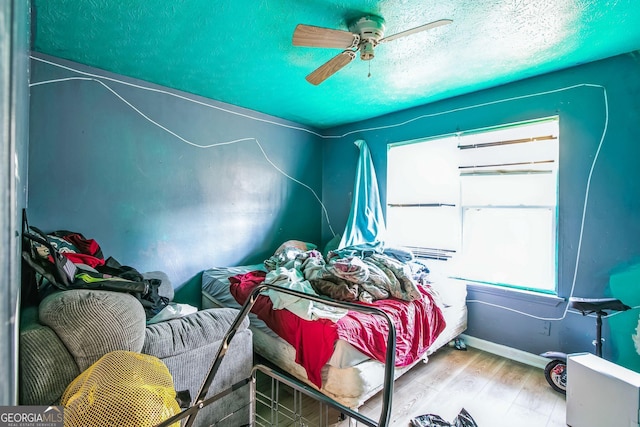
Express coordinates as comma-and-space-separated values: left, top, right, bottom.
19, 288, 253, 427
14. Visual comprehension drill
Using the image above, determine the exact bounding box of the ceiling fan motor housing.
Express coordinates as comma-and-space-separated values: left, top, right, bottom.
349, 15, 385, 60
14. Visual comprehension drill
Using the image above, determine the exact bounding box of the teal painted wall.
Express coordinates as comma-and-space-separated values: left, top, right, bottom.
26, 50, 640, 365
322, 52, 640, 362
28, 54, 325, 289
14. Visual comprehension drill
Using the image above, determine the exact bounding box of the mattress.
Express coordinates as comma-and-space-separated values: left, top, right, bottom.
201, 264, 467, 409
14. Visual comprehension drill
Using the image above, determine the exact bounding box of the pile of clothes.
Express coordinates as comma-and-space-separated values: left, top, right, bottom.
263, 240, 433, 305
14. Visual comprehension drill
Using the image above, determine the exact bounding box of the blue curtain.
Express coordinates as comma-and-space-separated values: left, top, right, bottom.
338, 139, 386, 251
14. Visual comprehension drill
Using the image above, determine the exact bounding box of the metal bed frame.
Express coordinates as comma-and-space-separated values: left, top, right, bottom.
155, 283, 398, 427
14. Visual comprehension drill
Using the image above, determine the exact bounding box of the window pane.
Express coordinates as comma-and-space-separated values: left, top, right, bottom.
386, 206, 460, 250
387, 138, 458, 204
457, 207, 555, 291
461, 173, 558, 206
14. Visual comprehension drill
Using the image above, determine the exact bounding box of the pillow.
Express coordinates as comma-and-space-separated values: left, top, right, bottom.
274, 240, 317, 255
39, 290, 146, 371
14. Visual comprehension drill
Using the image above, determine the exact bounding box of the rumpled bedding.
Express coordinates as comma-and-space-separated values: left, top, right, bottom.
229, 243, 447, 388
230, 271, 339, 388
264, 267, 348, 322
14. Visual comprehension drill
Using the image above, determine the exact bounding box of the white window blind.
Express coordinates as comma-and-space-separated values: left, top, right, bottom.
387, 136, 460, 255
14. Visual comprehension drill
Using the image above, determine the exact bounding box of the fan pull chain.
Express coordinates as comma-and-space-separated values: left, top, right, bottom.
368, 61, 371, 78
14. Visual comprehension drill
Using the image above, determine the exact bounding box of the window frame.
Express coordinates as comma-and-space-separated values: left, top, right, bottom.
386, 116, 560, 295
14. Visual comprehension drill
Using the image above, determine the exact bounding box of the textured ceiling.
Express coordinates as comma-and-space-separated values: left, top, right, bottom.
32, 0, 640, 129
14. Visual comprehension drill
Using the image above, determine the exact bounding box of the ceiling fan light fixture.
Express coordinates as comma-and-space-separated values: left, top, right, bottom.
360, 41, 376, 60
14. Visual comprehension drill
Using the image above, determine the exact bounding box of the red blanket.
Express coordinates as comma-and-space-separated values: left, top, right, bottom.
229, 271, 446, 388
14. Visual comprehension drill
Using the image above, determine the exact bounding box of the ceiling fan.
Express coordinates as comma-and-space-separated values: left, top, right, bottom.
292, 15, 452, 85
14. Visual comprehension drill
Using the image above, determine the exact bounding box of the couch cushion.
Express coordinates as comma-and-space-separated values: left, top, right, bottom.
39, 289, 146, 371
159, 328, 253, 427
20, 316, 81, 405
142, 307, 249, 359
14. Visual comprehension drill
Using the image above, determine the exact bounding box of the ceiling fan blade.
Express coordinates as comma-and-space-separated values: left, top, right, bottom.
293, 24, 360, 49
380, 19, 452, 43
306, 50, 357, 85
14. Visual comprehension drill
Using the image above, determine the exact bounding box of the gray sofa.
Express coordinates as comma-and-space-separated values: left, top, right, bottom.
19, 288, 253, 427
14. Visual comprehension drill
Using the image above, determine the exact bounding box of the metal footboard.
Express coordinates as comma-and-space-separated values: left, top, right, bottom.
155, 283, 397, 427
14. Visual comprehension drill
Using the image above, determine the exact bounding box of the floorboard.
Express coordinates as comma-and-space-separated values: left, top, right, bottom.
253, 346, 566, 426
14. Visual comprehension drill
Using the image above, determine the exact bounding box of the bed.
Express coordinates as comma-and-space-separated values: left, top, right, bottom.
200, 245, 467, 410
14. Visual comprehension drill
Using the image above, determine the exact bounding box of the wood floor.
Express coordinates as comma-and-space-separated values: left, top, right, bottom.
254, 346, 566, 427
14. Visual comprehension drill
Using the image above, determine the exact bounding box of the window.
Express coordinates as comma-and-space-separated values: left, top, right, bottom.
387, 118, 559, 294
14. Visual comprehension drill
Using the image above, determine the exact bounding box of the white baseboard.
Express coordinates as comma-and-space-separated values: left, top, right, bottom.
459, 334, 549, 369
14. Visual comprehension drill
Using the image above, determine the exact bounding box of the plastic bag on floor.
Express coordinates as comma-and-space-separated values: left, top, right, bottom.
410, 414, 451, 427
411, 408, 478, 427
453, 408, 478, 427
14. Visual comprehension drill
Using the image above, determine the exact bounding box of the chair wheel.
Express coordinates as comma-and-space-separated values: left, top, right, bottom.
544, 359, 567, 394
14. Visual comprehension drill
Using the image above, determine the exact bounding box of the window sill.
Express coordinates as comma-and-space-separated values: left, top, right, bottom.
461, 280, 565, 307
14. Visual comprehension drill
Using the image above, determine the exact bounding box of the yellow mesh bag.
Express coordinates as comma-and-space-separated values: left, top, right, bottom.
61, 350, 181, 427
